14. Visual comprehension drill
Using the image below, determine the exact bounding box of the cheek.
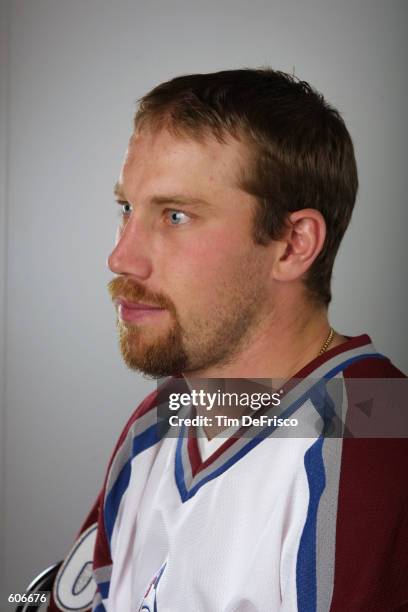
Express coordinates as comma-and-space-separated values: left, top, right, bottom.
184, 234, 236, 277
164, 235, 250, 306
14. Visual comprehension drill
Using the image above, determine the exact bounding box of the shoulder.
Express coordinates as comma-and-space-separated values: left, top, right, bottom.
108, 375, 183, 458
338, 338, 407, 471
94, 377, 183, 562
342, 351, 406, 379
101, 375, 189, 493
330, 345, 408, 609
339, 342, 406, 437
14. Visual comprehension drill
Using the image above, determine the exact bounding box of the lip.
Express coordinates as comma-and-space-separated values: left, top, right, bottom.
115, 297, 166, 323
116, 297, 163, 310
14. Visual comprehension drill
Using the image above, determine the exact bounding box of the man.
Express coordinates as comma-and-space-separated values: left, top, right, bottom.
48, 69, 407, 612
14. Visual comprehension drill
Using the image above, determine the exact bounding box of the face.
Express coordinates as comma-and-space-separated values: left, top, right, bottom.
107, 126, 275, 377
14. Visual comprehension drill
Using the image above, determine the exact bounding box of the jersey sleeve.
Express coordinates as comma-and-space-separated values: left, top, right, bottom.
330, 357, 408, 611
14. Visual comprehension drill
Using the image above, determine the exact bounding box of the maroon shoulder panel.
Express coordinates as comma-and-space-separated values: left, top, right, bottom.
330, 357, 408, 611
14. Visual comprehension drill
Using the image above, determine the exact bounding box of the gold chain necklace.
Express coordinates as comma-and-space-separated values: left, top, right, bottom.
318, 326, 335, 355
271, 326, 335, 395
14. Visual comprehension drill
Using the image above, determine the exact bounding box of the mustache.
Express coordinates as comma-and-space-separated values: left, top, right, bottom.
107, 276, 176, 312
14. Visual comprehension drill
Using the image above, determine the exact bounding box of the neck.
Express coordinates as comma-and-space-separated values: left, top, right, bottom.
183, 298, 346, 440
185, 300, 344, 382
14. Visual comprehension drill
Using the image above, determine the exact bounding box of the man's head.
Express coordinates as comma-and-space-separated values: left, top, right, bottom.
108, 68, 358, 377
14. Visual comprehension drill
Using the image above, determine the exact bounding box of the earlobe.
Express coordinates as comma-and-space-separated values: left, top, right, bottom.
272, 209, 326, 282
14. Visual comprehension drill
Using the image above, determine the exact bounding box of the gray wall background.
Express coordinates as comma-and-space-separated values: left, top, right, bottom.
1, 0, 407, 604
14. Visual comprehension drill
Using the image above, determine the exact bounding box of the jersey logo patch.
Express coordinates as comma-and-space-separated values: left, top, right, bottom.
53, 523, 97, 611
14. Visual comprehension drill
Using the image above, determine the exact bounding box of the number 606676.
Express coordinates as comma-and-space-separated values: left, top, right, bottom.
8, 592, 48, 603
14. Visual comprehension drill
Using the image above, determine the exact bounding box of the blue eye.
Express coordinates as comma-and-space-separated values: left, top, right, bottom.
167, 210, 189, 225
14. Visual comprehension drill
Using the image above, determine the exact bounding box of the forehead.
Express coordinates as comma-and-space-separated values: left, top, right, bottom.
120, 126, 251, 199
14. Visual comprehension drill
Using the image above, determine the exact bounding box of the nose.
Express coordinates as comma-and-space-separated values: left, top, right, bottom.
107, 217, 152, 281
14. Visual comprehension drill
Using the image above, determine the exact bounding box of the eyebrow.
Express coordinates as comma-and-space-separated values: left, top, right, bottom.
113, 182, 213, 209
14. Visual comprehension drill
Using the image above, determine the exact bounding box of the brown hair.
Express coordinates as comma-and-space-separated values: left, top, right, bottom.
134, 68, 358, 305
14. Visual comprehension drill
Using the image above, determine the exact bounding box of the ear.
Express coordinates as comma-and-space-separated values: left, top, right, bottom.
271, 209, 326, 282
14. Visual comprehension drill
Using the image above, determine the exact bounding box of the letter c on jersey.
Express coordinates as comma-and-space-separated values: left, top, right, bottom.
53, 524, 97, 611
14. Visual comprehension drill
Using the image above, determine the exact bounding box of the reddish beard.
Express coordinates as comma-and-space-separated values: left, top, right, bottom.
107, 276, 188, 377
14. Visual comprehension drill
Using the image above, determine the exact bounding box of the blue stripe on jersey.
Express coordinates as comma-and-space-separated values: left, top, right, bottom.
296, 436, 326, 612
98, 580, 110, 600
175, 353, 386, 502
323, 353, 384, 380
174, 428, 264, 501
93, 604, 106, 612
175, 423, 270, 502
104, 423, 160, 544
174, 424, 189, 500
